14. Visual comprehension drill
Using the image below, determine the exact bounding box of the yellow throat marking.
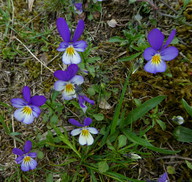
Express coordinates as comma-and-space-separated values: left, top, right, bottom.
66, 46, 75, 56
22, 106, 32, 115
151, 54, 161, 65
81, 129, 89, 137
23, 156, 31, 163
65, 83, 74, 93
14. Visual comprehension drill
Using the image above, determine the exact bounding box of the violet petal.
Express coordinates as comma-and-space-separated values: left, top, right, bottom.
56, 18, 71, 42
148, 28, 164, 50
162, 29, 176, 49
24, 140, 32, 153
84, 117, 92, 126
73, 40, 87, 52
68, 118, 83, 127
11, 98, 27, 108
160, 46, 178, 61
12, 148, 24, 155
30, 95, 47, 107
143, 47, 157, 61
22, 86, 31, 103
15, 155, 24, 164
158, 172, 168, 182
72, 19, 85, 42
28, 152, 37, 158
54, 64, 78, 81
83, 95, 95, 105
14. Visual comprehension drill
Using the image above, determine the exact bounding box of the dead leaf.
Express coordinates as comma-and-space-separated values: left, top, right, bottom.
99, 99, 112, 110
107, 19, 118, 28
28, 0, 35, 12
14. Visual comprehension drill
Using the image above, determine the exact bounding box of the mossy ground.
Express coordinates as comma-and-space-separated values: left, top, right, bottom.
0, 0, 192, 181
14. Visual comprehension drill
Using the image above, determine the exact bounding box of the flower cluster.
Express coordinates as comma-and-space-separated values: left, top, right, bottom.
55, 17, 98, 145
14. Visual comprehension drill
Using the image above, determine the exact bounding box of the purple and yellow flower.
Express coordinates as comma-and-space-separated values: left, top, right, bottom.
74, 3, 83, 14
158, 172, 168, 182
56, 17, 87, 65
143, 28, 178, 74
69, 117, 98, 146
12, 141, 37, 172
78, 94, 95, 113
11, 86, 46, 124
54, 64, 84, 100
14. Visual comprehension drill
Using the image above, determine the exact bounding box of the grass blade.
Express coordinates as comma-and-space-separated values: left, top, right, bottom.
122, 129, 180, 154
121, 95, 166, 128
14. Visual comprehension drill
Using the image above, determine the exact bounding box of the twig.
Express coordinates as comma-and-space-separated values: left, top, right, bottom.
159, 0, 178, 14
156, 155, 192, 162
13, 36, 54, 73
11, 115, 16, 150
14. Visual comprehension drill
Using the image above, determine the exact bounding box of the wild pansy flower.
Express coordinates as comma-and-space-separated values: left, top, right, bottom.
54, 64, 84, 100
74, 3, 83, 14
11, 86, 46, 124
12, 141, 37, 172
158, 172, 168, 182
69, 117, 98, 145
78, 94, 95, 113
143, 28, 178, 74
56, 17, 87, 65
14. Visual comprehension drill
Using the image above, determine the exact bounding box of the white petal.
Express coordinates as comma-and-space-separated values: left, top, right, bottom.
22, 114, 35, 124
86, 134, 94, 145
14, 108, 25, 122
62, 50, 81, 65
71, 51, 81, 64
71, 128, 82, 136
81, 104, 87, 113
62, 52, 72, 65
88, 127, 99, 134
70, 75, 84, 85
62, 91, 76, 100
21, 158, 37, 171
79, 133, 94, 146
54, 81, 66, 91
79, 134, 87, 145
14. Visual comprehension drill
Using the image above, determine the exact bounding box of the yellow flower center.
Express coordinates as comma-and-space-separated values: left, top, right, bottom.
81, 129, 89, 137
151, 54, 161, 65
66, 46, 75, 56
22, 106, 32, 115
23, 156, 31, 163
65, 83, 74, 93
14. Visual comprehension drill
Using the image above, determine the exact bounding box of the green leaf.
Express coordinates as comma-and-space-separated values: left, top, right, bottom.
87, 56, 101, 63
118, 52, 142, 62
87, 87, 96, 96
9, 132, 21, 136
50, 115, 58, 124
52, 125, 81, 158
185, 160, 192, 170
118, 135, 127, 148
98, 161, 109, 173
156, 119, 166, 131
173, 126, 192, 142
181, 99, 192, 117
93, 113, 104, 121
37, 151, 44, 159
108, 36, 125, 43
110, 73, 131, 135
46, 173, 53, 182
121, 96, 166, 127
122, 129, 180, 154
51, 90, 60, 101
